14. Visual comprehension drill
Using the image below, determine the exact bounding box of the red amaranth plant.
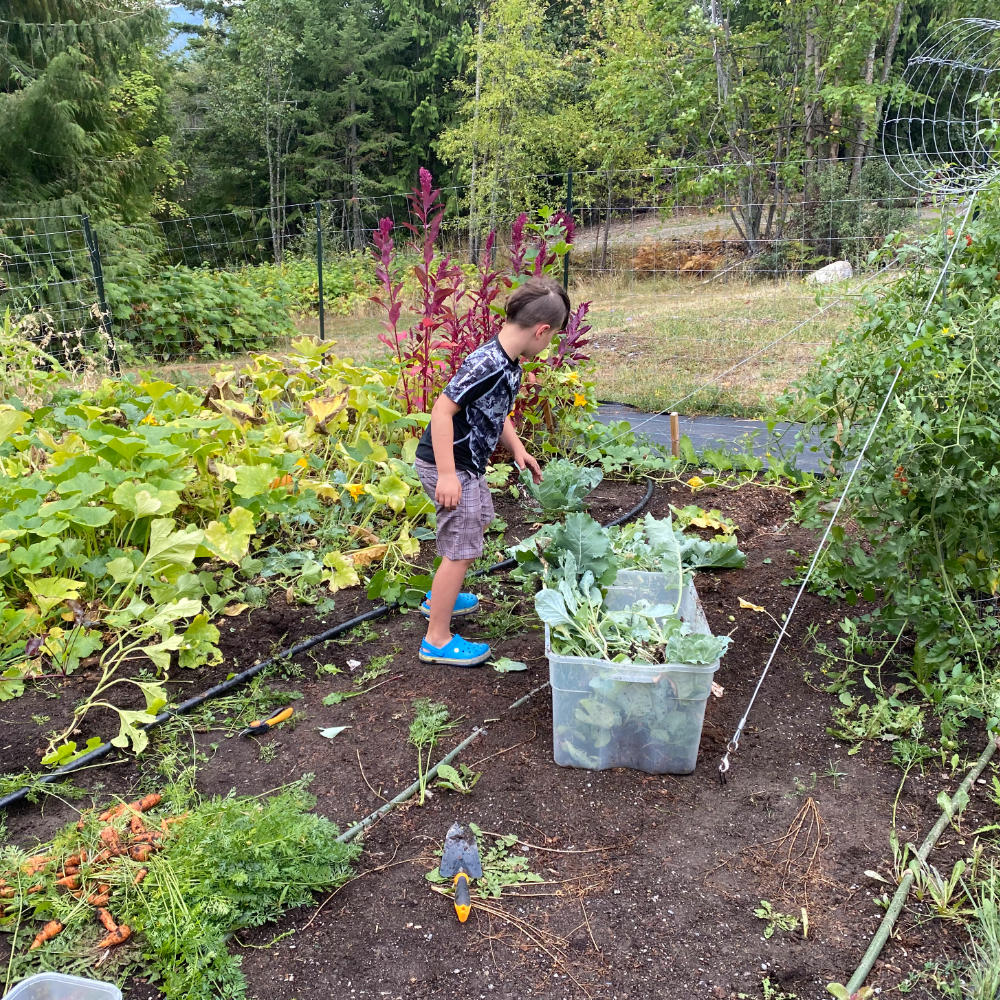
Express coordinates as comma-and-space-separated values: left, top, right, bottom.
372, 169, 589, 421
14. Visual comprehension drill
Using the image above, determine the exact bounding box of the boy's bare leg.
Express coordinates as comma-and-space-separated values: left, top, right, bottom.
425, 556, 475, 647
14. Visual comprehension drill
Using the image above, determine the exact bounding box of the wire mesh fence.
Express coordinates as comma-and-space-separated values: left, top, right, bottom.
1, 157, 929, 366
0, 213, 116, 368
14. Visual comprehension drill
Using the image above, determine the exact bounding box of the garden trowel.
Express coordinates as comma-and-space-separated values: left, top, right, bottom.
440, 822, 482, 923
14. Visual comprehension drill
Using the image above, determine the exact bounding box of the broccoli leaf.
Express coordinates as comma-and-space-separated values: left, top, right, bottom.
522, 459, 602, 515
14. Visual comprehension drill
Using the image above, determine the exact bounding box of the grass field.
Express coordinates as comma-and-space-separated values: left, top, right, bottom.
136, 273, 872, 417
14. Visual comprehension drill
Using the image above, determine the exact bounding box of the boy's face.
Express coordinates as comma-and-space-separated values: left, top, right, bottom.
524, 322, 560, 357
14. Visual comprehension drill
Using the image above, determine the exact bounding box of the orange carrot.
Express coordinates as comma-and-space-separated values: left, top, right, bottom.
29, 920, 63, 950
61, 865, 80, 877
129, 844, 152, 863
129, 814, 146, 835
55, 874, 80, 889
159, 811, 188, 832
96, 908, 117, 933
99, 827, 123, 852
133, 868, 148, 886
88, 893, 110, 907
26, 884, 44, 894
98, 803, 128, 823
64, 851, 87, 867
131, 830, 163, 845
0, 888, 13, 899
136, 793, 161, 812
22, 855, 51, 875
96, 924, 131, 949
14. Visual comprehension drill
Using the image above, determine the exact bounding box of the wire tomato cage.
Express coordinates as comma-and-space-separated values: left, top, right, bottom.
883, 18, 1000, 195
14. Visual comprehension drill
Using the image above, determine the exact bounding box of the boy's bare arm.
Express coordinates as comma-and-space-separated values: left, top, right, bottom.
430, 394, 462, 509
500, 417, 542, 483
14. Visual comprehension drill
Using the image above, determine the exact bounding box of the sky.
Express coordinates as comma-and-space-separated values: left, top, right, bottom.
166, 4, 201, 54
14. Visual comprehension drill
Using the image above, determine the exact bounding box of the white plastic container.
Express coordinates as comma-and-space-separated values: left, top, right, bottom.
546, 571, 720, 775
2, 973, 122, 1000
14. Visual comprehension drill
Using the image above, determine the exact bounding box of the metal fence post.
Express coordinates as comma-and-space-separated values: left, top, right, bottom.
315, 201, 326, 342
81, 215, 121, 376
563, 169, 573, 291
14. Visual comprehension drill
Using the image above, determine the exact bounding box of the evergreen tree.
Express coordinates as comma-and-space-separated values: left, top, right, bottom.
386, 0, 473, 189
0, 1, 175, 219
294, 0, 410, 244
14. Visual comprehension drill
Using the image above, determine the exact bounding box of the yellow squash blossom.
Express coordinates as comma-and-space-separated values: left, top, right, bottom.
573, 393, 587, 407
346, 483, 365, 500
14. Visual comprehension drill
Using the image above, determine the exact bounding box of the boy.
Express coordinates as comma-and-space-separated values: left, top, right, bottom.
414, 276, 571, 666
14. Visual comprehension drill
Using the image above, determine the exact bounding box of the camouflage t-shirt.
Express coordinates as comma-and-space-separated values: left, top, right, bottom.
415, 337, 522, 474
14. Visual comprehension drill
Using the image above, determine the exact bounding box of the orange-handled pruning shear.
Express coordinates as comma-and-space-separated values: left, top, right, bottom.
239, 706, 294, 737
440, 822, 483, 923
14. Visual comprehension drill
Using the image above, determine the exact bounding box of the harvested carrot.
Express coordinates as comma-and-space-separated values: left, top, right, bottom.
96, 908, 117, 933
29, 920, 63, 950
0, 888, 13, 899
136, 792, 161, 812
159, 811, 188, 831
26, 884, 43, 894
88, 893, 110, 907
133, 868, 148, 886
96, 924, 131, 949
64, 851, 87, 867
99, 827, 123, 853
129, 814, 146, 835
98, 803, 128, 822
22, 855, 51, 875
55, 874, 80, 889
132, 830, 163, 845
129, 844, 152, 863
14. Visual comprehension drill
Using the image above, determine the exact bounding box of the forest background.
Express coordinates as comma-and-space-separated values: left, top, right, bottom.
1, 0, 987, 243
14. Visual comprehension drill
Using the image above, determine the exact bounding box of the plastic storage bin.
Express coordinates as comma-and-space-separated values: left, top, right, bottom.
2, 973, 121, 1000
546, 571, 720, 775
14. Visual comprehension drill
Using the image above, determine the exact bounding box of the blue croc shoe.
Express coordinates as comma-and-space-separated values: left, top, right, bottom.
419, 590, 480, 620
419, 634, 491, 667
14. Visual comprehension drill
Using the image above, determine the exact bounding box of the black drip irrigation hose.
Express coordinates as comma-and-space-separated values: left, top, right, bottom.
0, 477, 656, 813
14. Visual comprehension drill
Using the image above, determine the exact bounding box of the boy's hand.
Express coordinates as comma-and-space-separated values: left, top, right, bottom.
516, 451, 543, 485
436, 472, 462, 510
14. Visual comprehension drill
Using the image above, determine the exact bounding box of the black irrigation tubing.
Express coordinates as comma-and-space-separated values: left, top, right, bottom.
0, 477, 656, 813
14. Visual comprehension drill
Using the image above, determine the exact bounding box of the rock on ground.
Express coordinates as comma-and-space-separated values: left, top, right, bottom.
805, 259, 853, 283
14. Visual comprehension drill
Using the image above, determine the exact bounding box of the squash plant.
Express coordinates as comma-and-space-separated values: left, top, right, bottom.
0, 336, 436, 760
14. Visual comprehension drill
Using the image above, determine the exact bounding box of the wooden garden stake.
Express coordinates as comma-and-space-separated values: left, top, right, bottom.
670, 412, 680, 458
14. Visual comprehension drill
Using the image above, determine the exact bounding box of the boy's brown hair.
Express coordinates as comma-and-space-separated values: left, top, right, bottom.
505, 276, 571, 333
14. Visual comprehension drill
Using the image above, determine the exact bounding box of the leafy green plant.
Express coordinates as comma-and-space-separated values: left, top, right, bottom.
520, 458, 602, 515
434, 763, 481, 795
537, 575, 729, 666
511, 511, 745, 588
408, 699, 457, 805
0, 778, 358, 1000
0, 336, 439, 758
738, 977, 799, 1000
754, 899, 801, 938
786, 191, 1000, 743
106, 264, 293, 361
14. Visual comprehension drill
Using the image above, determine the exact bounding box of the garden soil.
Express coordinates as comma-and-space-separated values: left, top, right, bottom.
2, 479, 995, 1000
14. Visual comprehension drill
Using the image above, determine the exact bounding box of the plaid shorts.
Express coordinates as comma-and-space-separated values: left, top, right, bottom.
415, 458, 495, 561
